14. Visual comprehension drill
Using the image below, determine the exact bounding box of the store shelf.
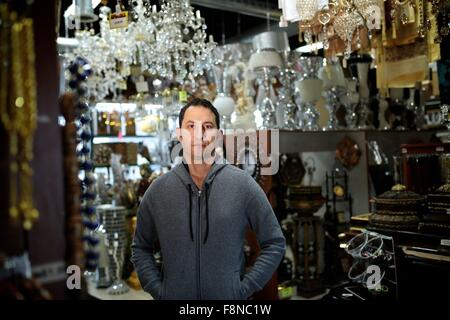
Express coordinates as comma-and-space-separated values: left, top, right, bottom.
94, 163, 139, 168
93, 135, 157, 144
278, 129, 440, 153
94, 134, 157, 138
278, 128, 443, 134
276, 129, 442, 216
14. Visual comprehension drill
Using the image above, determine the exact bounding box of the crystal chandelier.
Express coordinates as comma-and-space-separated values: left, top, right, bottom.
133, 0, 216, 82
65, 0, 215, 100
70, 5, 134, 100
279, 0, 382, 58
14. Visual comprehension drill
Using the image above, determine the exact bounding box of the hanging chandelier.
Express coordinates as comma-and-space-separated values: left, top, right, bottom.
65, 0, 216, 100
279, 0, 381, 57
129, 0, 217, 81
279, 0, 448, 57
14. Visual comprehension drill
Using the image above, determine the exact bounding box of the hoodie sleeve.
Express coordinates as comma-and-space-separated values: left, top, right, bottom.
240, 177, 286, 299
131, 192, 162, 299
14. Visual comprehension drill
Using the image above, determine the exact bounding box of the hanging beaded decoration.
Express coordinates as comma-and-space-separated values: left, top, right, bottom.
318, 6, 332, 50
67, 57, 100, 273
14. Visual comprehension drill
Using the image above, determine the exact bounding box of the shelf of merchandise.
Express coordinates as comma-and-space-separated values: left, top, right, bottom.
224, 128, 443, 216
92, 135, 158, 144
276, 128, 443, 215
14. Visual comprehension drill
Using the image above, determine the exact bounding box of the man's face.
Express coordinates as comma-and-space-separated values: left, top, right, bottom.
177, 106, 221, 164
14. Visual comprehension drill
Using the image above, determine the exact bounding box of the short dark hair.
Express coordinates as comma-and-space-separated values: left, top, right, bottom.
178, 98, 220, 129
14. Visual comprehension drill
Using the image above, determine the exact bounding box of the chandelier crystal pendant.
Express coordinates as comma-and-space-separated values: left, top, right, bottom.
333, 7, 362, 59
296, 0, 319, 45
296, 0, 319, 22
318, 6, 331, 50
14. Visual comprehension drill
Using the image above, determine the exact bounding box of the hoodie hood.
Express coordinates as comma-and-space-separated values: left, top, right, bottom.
171, 156, 229, 243
172, 156, 230, 190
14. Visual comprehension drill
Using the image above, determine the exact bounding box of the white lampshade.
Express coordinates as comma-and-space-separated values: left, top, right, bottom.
248, 50, 283, 70
213, 95, 235, 117
252, 31, 290, 53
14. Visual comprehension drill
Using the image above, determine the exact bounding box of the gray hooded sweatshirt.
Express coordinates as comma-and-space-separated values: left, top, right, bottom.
131, 158, 286, 300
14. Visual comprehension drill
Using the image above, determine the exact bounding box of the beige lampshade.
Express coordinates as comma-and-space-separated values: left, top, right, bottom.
248, 50, 283, 70
252, 31, 290, 53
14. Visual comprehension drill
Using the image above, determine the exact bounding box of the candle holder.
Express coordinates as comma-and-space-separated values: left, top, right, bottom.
107, 232, 130, 295
294, 56, 324, 131
278, 51, 301, 130
96, 205, 130, 295
258, 66, 278, 129
348, 55, 375, 130
296, 79, 323, 131
319, 58, 346, 131
341, 77, 360, 129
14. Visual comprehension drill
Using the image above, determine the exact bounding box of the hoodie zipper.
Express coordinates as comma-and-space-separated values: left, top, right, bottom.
197, 189, 202, 299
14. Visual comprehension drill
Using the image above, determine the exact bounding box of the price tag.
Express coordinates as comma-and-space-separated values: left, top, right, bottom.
179, 90, 187, 103
278, 286, 294, 300
110, 11, 128, 29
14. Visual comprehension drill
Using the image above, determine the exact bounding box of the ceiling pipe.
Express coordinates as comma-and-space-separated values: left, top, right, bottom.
191, 0, 281, 21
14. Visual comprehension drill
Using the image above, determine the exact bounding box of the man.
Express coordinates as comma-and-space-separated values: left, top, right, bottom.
131, 98, 285, 300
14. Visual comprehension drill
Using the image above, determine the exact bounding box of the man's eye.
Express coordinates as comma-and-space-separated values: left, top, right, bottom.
188, 124, 194, 129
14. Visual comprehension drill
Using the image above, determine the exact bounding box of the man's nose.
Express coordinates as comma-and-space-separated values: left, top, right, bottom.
193, 123, 205, 141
